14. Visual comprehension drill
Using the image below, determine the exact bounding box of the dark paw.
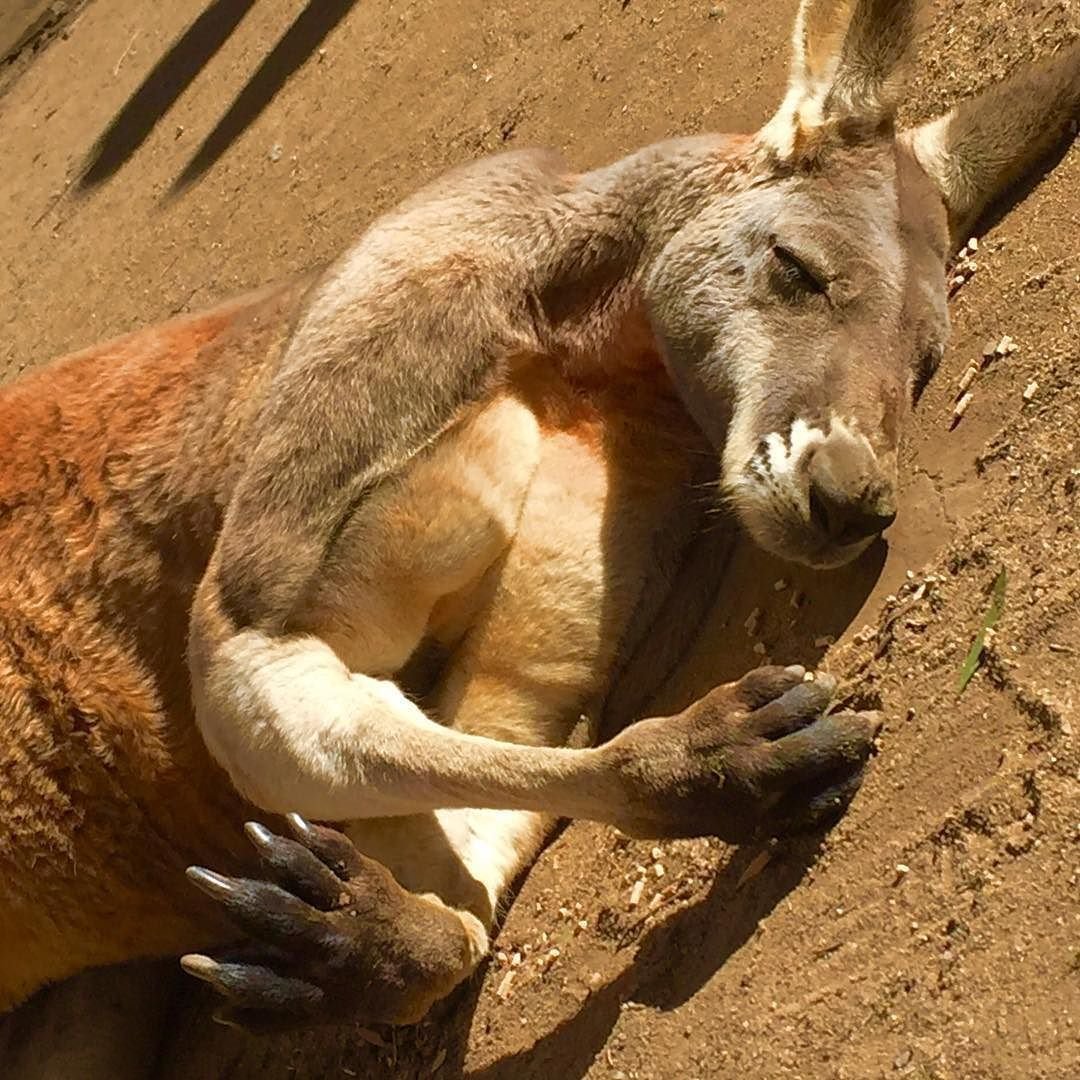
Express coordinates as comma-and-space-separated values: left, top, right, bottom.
608, 666, 881, 841
181, 816, 477, 1033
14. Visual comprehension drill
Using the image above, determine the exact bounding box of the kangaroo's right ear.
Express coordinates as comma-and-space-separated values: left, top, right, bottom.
905, 41, 1080, 250
761, 0, 923, 162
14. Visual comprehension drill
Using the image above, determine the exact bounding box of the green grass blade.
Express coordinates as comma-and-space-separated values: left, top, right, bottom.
957, 569, 1007, 694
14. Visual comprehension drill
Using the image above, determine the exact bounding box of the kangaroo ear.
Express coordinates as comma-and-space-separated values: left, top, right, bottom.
762, 0, 922, 162
905, 42, 1080, 250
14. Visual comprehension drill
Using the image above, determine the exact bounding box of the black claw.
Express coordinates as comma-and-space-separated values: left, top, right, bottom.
185, 865, 330, 951
285, 812, 314, 837
760, 710, 877, 790
180, 953, 324, 1013
748, 676, 838, 740
284, 815, 366, 880
244, 821, 275, 846
243, 821, 350, 910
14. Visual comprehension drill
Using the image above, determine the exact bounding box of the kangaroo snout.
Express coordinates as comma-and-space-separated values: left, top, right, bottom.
804, 434, 897, 549
729, 416, 898, 570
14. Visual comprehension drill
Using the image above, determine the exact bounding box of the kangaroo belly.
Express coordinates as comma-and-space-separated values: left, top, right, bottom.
435, 370, 701, 744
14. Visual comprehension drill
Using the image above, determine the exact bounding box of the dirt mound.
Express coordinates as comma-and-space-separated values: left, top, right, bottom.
0, 1, 1077, 1077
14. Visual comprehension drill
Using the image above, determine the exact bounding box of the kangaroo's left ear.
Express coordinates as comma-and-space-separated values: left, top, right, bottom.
761, 0, 922, 162
904, 41, 1080, 251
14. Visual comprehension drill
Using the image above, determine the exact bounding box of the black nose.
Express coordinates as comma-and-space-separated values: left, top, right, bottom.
805, 435, 897, 548
808, 479, 897, 546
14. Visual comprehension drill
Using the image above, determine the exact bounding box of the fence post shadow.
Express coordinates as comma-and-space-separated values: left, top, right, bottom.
78, 0, 361, 194
79, 0, 258, 188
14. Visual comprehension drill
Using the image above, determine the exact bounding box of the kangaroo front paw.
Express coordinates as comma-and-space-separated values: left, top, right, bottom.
605, 665, 881, 842
181, 815, 480, 1033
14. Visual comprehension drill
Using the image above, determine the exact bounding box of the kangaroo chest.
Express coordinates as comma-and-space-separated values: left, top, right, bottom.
295, 361, 704, 743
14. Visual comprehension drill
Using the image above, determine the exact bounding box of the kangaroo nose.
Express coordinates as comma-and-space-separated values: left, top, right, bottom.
806, 436, 897, 547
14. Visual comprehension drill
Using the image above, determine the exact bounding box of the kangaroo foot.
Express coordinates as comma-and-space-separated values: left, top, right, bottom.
181, 815, 483, 1033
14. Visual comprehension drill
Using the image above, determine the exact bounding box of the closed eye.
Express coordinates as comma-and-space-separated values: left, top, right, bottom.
770, 242, 829, 299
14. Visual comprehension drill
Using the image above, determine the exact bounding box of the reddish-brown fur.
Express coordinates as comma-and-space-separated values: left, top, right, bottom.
0, 282, 316, 1006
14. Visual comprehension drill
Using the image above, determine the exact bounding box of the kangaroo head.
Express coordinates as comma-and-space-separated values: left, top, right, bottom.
645, 0, 1079, 569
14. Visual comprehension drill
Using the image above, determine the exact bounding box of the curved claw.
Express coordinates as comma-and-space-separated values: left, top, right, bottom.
244, 821, 275, 846
181, 953, 324, 1016
747, 677, 838, 740
185, 863, 327, 949
284, 814, 366, 879
180, 953, 221, 983
760, 710, 880, 791
186, 866, 240, 900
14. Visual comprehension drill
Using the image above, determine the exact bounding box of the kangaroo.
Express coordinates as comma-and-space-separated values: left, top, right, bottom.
1, 0, 1077, 1036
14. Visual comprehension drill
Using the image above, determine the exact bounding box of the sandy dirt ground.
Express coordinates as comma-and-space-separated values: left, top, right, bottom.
0, 1, 1078, 1078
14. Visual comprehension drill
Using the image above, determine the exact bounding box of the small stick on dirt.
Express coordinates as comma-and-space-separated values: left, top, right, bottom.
495, 969, 515, 999
736, 849, 772, 890
950, 391, 973, 429
957, 569, 1007, 693
113, 31, 139, 77
957, 362, 979, 395
812, 941, 843, 960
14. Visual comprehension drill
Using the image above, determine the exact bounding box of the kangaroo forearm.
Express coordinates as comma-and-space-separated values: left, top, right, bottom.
194, 629, 624, 823
209, 152, 587, 633
346, 729, 617, 822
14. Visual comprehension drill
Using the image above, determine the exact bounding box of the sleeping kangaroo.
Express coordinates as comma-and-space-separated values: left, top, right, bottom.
1, 0, 1077, 1033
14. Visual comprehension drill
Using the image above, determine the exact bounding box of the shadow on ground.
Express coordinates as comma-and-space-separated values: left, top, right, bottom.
78, 0, 360, 192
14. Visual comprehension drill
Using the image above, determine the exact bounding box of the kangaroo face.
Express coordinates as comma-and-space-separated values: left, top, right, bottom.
728, 144, 951, 569
648, 138, 950, 569
644, 0, 995, 569
646, 0, 1079, 569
